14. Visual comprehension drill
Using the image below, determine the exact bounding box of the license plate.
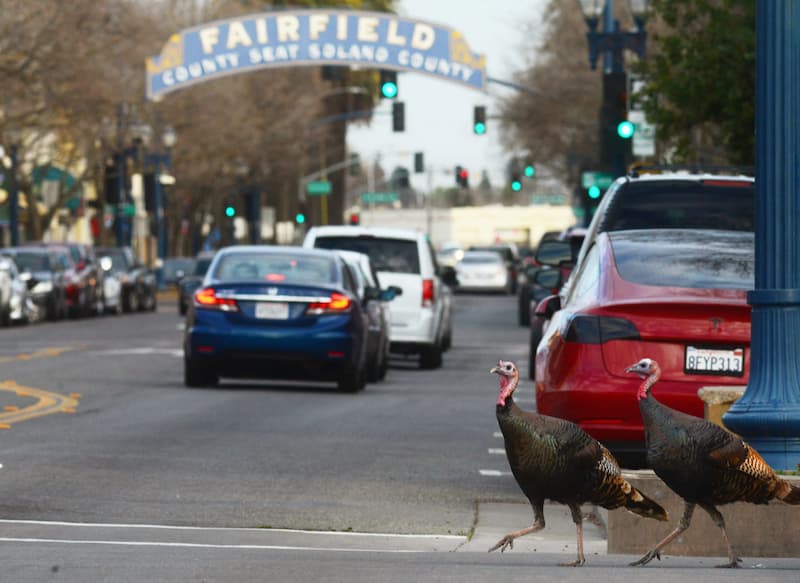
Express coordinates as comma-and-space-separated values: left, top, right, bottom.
685, 346, 744, 376
255, 302, 289, 319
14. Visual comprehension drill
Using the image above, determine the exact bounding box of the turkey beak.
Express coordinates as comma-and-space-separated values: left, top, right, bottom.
490, 366, 500, 374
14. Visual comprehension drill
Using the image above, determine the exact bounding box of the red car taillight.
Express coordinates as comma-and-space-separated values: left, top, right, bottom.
306, 292, 351, 315
194, 287, 239, 312
564, 315, 640, 343
422, 279, 434, 307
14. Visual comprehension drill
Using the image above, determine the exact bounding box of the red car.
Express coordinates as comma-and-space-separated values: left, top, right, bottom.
534, 228, 753, 467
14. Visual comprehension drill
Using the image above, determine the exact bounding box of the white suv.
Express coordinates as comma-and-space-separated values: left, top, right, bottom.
303, 226, 453, 369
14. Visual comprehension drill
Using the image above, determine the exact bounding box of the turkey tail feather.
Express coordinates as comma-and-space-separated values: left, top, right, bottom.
778, 481, 800, 505
624, 486, 669, 522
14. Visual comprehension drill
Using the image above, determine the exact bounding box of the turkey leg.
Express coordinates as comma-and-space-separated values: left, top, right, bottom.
630, 501, 695, 567
559, 503, 588, 567
489, 498, 544, 553
699, 503, 741, 568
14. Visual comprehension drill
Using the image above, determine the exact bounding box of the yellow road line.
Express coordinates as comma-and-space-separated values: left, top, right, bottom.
0, 345, 84, 364
0, 381, 80, 427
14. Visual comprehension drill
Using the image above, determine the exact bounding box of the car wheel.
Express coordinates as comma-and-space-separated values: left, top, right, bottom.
0, 305, 9, 327
184, 358, 218, 388
179, 300, 187, 316
366, 352, 381, 384
377, 350, 389, 381
338, 366, 366, 393
419, 343, 443, 370
528, 318, 545, 380
441, 327, 452, 352
129, 291, 140, 312
149, 291, 157, 312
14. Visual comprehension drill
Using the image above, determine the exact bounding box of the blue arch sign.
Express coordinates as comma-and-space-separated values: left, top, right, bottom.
146, 9, 487, 100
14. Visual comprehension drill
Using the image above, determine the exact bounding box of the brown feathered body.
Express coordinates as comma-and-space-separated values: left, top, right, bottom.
639, 390, 800, 507
498, 397, 666, 519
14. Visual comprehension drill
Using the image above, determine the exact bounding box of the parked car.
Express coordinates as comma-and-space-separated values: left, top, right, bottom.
97, 255, 123, 315
162, 256, 196, 288
178, 251, 216, 316
4, 247, 69, 321
303, 225, 454, 369
335, 250, 400, 383
534, 229, 754, 467
95, 247, 157, 312
453, 250, 513, 294
24, 242, 104, 317
0, 255, 35, 324
467, 243, 520, 294
183, 246, 371, 392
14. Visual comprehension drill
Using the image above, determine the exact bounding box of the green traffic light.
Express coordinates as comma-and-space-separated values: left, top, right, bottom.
225, 206, 235, 218
511, 180, 522, 192
617, 120, 635, 139
295, 213, 306, 224
473, 122, 486, 135
588, 185, 601, 200
524, 165, 535, 178
381, 82, 398, 99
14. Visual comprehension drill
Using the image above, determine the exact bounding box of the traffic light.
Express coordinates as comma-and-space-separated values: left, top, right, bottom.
380, 70, 398, 99
414, 152, 424, 174
617, 120, 635, 139
349, 152, 361, 176
295, 202, 307, 225
225, 204, 236, 218
587, 185, 602, 200
509, 157, 523, 192
524, 160, 535, 178
349, 212, 360, 226
473, 106, 486, 135
455, 166, 469, 188
392, 102, 405, 132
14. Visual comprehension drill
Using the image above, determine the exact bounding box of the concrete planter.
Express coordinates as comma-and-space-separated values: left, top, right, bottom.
608, 470, 800, 557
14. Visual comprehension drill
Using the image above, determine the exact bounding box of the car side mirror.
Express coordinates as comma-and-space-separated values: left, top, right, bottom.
380, 286, 402, 301
536, 294, 562, 319
533, 268, 562, 292
440, 266, 458, 287
535, 240, 572, 268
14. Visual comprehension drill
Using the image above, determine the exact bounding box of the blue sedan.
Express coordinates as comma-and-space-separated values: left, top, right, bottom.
183, 246, 371, 392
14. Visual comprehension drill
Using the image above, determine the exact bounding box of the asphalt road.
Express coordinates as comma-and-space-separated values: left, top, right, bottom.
0, 292, 796, 581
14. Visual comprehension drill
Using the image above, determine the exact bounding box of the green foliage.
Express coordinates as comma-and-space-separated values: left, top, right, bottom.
635, 0, 755, 164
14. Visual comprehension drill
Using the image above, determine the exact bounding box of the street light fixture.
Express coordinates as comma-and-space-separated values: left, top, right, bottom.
577, 0, 649, 71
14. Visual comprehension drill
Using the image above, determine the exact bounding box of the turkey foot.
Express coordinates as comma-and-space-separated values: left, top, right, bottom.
629, 549, 661, 566
715, 557, 742, 569
488, 534, 515, 553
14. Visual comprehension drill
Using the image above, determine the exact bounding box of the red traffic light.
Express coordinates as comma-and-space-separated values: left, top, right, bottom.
459, 169, 469, 180
349, 213, 360, 226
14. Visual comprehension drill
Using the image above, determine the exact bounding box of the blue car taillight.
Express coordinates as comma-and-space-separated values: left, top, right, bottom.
564, 314, 640, 344
306, 292, 351, 316
194, 287, 239, 312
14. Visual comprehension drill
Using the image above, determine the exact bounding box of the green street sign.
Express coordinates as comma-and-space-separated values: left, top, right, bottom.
581, 171, 615, 190
361, 192, 398, 204
306, 180, 332, 195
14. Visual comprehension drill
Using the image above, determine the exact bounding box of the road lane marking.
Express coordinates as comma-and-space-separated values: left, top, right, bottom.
479, 469, 512, 477
0, 381, 79, 426
493, 431, 502, 438
488, 448, 505, 454
0, 346, 83, 364
0, 537, 431, 553
91, 348, 182, 357
0, 519, 464, 539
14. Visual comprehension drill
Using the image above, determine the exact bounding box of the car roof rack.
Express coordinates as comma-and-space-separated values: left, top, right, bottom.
627, 164, 754, 178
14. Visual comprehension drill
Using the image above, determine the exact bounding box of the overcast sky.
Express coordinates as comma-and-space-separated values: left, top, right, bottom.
346, 0, 547, 192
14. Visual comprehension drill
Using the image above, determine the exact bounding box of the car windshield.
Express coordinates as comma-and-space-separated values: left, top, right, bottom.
313, 236, 420, 274
611, 230, 754, 289
601, 180, 755, 232
193, 258, 212, 276
461, 252, 502, 265
99, 251, 129, 272
12, 252, 50, 272
212, 253, 336, 284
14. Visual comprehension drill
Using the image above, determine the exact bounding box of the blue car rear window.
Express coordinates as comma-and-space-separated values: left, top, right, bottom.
213, 253, 336, 284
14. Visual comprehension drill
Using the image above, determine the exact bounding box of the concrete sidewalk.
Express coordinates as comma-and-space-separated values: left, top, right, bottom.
458, 502, 607, 555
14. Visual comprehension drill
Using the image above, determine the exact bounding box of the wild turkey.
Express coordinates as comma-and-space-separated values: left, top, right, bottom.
626, 357, 800, 567
489, 359, 668, 566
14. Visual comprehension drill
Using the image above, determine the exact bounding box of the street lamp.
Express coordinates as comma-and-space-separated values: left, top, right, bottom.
149, 125, 177, 273
577, 0, 649, 72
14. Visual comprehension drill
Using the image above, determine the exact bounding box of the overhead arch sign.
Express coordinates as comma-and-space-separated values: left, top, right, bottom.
146, 9, 487, 100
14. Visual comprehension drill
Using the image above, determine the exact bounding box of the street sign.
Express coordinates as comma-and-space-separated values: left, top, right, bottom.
306, 180, 332, 196
629, 110, 656, 157
581, 171, 615, 190
361, 192, 398, 204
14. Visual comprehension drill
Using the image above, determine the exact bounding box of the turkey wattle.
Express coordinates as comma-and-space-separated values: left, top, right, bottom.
626, 357, 800, 568
490, 359, 668, 566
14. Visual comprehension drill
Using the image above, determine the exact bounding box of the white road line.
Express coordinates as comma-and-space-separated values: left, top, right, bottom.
488, 448, 505, 455
91, 348, 183, 357
0, 519, 462, 539
479, 469, 512, 477
0, 537, 427, 553
493, 431, 502, 438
